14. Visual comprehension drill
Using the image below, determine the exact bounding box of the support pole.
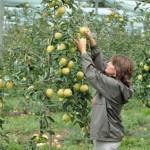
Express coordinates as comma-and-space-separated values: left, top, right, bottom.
95, 0, 98, 14
100, 0, 105, 7
0, 0, 4, 54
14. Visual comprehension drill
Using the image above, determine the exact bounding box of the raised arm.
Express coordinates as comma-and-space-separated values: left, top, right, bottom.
85, 29, 106, 72
75, 37, 120, 100
80, 53, 119, 100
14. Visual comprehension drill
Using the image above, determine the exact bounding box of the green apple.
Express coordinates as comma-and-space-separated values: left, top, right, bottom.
80, 84, 89, 93
144, 65, 149, 71
73, 83, 81, 91
6, 80, 13, 89
67, 61, 74, 69
55, 32, 62, 39
79, 27, 89, 35
64, 89, 72, 97
55, 6, 65, 17
0, 79, 4, 88
137, 75, 143, 81
47, 45, 55, 53
62, 68, 70, 75
62, 113, 70, 122
77, 71, 84, 80
57, 89, 64, 97
59, 58, 68, 66
57, 43, 66, 50
139, 62, 144, 67
46, 88, 54, 98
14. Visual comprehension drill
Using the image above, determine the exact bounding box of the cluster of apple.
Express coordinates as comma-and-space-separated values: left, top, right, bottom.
136, 58, 150, 106
32, 133, 62, 148
47, 32, 66, 53
45, 26, 90, 100
0, 79, 14, 111
137, 61, 150, 82
48, 1, 65, 16
45, 71, 89, 99
73, 71, 89, 93
44, 28, 90, 126
0, 78, 14, 90
32, 133, 48, 143
47, 0, 75, 18
59, 58, 74, 75
106, 12, 126, 24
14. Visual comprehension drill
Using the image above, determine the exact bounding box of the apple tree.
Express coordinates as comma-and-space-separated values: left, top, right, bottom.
0, 77, 13, 149
136, 54, 150, 107
3, 0, 92, 148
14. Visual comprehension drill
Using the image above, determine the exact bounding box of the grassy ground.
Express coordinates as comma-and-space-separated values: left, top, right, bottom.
1, 95, 150, 150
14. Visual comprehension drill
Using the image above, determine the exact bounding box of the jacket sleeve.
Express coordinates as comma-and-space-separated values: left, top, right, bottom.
90, 46, 106, 72
81, 53, 119, 100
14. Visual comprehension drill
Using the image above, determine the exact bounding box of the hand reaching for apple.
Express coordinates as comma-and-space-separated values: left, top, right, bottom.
85, 30, 97, 47
75, 27, 97, 53
81, 27, 97, 47
75, 37, 87, 54
84, 28, 93, 39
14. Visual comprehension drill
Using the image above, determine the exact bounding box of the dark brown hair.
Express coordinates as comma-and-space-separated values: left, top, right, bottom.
111, 55, 133, 87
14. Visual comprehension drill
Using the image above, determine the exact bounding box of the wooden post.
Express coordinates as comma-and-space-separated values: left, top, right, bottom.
99, 0, 105, 7
95, 0, 105, 11
95, 0, 98, 14
0, 0, 4, 54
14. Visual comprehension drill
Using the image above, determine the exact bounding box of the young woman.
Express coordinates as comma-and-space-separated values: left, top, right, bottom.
75, 29, 133, 150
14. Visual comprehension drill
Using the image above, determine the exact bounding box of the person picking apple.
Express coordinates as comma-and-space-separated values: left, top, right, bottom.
75, 28, 134, 150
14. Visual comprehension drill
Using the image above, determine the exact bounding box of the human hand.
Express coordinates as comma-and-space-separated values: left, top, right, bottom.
75, 37, 87, 54
84, 28, 93, 39
92, 96, 96, 105
85, 28, 97, 47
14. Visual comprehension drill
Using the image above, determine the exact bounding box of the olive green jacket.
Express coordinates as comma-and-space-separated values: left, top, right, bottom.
80, 46, 133, 142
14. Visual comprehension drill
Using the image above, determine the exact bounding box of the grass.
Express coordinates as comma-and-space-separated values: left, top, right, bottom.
1, 95, 150, 150
120, 99, 150, 150
5, 115, 39, 134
